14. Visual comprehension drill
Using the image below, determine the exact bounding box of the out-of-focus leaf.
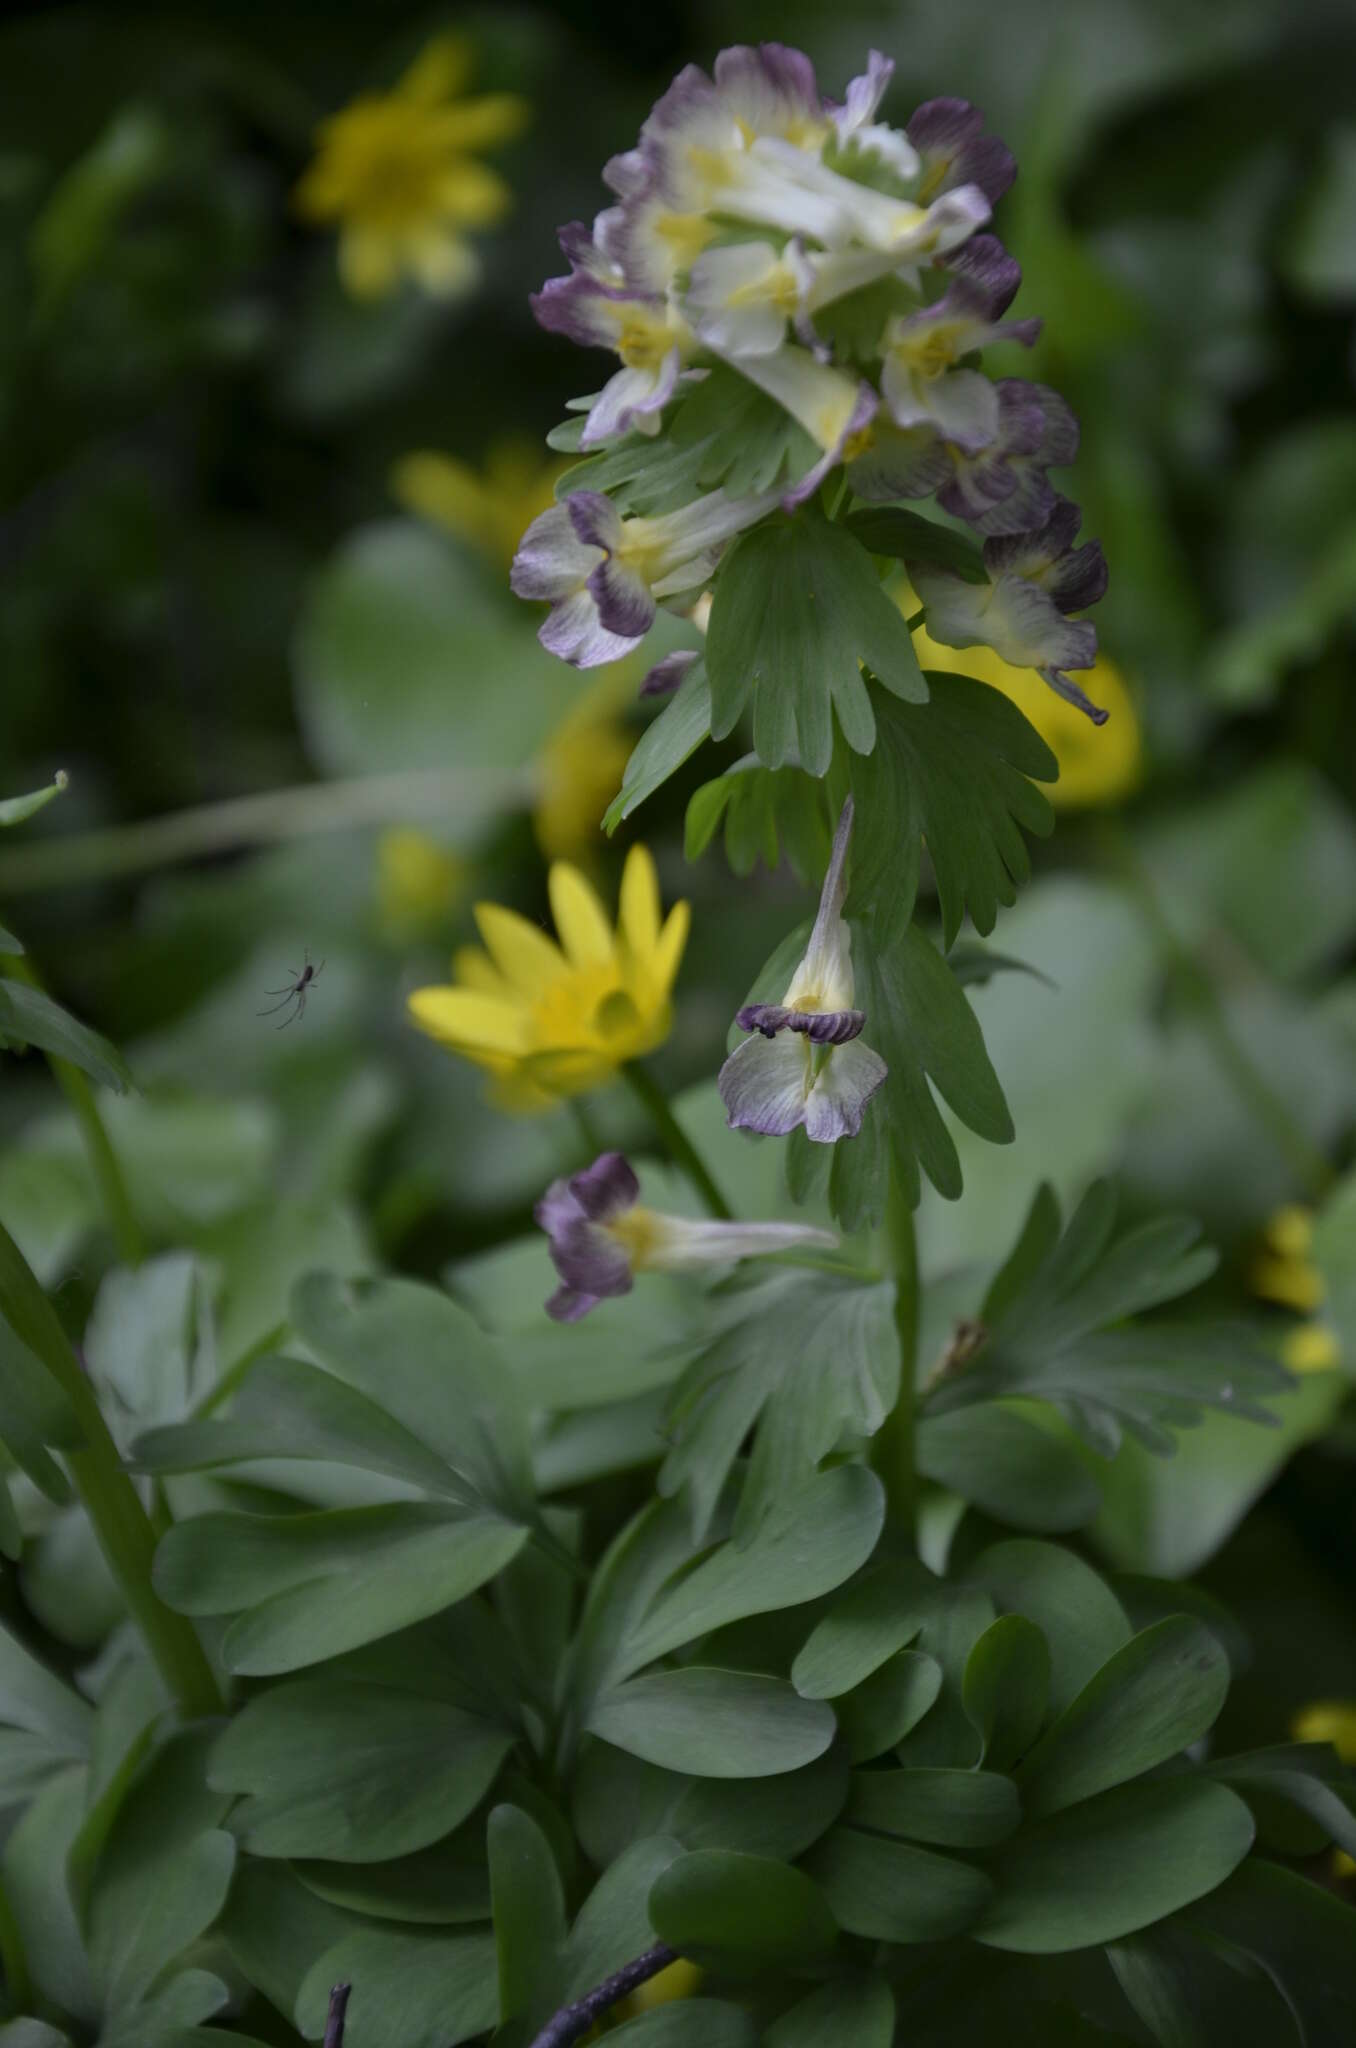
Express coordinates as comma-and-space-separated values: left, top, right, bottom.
846, 507, 987, 580
30, 108, 171, 307
917, 1405, 1101, 1532
0, 774, 69, 829
0, 981, 132, 1092
1287, 124, 1356, 299
805, 1826, 993, 1943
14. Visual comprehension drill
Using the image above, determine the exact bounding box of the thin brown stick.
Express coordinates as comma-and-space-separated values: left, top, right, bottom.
528, 1944, 678, 2048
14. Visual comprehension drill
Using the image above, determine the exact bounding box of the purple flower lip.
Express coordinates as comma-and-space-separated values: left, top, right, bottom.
536, 1150, 640, 1321
639, 649, 701, 699
736, 1003, 866, 1045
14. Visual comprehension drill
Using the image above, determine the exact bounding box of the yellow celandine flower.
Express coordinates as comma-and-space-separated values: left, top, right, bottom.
909, 617, 1141, 811
391, 440, 566, 573
1250, 1205, 1341, 1373
619, 1959, 705, 2017
295, 36, 528, 300
1291, 1701, 1356, 1878
375, 828, 465, 939
407, 844, 688, 1109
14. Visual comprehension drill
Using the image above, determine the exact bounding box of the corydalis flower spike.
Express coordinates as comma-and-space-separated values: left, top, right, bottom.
721, 799, 887, 1144
536, 1150, 838, 1319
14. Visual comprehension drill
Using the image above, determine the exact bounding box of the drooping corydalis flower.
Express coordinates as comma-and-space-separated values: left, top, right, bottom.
907, 497, 1110, 722
719, 799, 887, 1142
537, 1150, 837, 1320
512, 487, 778, 666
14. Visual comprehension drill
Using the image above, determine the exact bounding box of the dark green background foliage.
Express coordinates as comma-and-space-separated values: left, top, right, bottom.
0, 0, 1355, 2044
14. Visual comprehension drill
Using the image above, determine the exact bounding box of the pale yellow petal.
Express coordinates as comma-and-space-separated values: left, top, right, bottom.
1291, 1701, 1356, 1760
451, 946, 511, 998
391, 453, 489, 542
338, 226, 400, 298
433, 160, 512, 229
398, 33, 472, 106
1282, 1321, 1340, 1374
650, 899, 691, 997
407, 985, 529, 1054
431, 94, 530, 152
618, 843, 661, 960
473, 902, 568, 995
407, 227, 479, 298
549, 863, 615, 969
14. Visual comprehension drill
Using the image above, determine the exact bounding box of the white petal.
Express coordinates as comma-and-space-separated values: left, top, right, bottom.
718, 1031, 810, 1136
804, 1038, 888, 1143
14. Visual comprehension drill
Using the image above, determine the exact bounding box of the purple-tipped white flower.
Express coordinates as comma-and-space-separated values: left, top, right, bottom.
907, 98, 1017, 206
719, 799, 887, 1144
723, 345, 878, 508
536, 1149, 838, 1321
909, 496, 1110, 722
827, 51, 919, 182
531, 223, 693, 448
639, 649, 701, 699
849, 379, 1077, 534
512, 486, 780, 666
881, 271, 1040, 449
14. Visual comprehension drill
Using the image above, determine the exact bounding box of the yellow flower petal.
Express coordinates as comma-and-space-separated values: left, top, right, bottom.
407, 985, 529, 1054
651, 898, 691, 996
473, 903, 569, 995
619, 843, 662, 960
407, 226, 479, 298
450, 946, 512, 998
391, 453, 488, 542
1266, 1205, 1316, 1259
1281, 1320, 1340, 1374
433, 160, 513, 229
431, 94, 530, 153
1291, 1701, 1356, 1762
398, 33, 472, 106
549, 863, 615, 970
338, 226, 401, 298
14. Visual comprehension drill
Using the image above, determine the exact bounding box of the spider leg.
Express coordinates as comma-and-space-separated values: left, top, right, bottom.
275, 999, 301, 1031
257, 995, 296, 1017
262, 985, 295, 996
311, 959, 326, 982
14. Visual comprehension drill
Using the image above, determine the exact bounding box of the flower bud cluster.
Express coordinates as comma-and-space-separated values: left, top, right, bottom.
514, 43, 1107, 715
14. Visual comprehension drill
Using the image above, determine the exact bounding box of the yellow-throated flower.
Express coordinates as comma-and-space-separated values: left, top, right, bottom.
392, 441, 564, 572
536, 1150, 836, 1320
1251, 1205, 1341, 1373
295, 36, 527, 299
407, 845, 687, 1107
907, 600, 1140, 810
375, 828, 464, 939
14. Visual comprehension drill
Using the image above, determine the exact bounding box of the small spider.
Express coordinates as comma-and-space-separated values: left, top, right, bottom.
258, 949, 324, 1029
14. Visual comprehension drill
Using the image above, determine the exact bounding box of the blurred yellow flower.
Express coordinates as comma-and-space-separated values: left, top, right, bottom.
619, 1959, 704, 2017
407, 844, 688, 1108
910, 617, 1141, 811
534, 709, 634, 864
295, 35, 528, 300
392, 441, 566, 573
376, 828, 464, 938
1251, 1204, 1340, 1373
1292, 1701, 1356, 1760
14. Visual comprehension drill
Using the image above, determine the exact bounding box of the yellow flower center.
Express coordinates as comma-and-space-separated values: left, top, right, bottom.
615, 309, 678, 371
606, 1205, 664, 1268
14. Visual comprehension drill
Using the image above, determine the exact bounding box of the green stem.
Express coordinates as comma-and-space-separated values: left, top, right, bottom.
568, 1096, 604, 1159
0, 1872, 30, 2009
2, 949, 146, 1265
872, 1163, 919, 1547
0, 1221, 222, 1717
0, 765, 538, 898
621, 1062, 733, 1220
1099, 819, 1334, 1202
